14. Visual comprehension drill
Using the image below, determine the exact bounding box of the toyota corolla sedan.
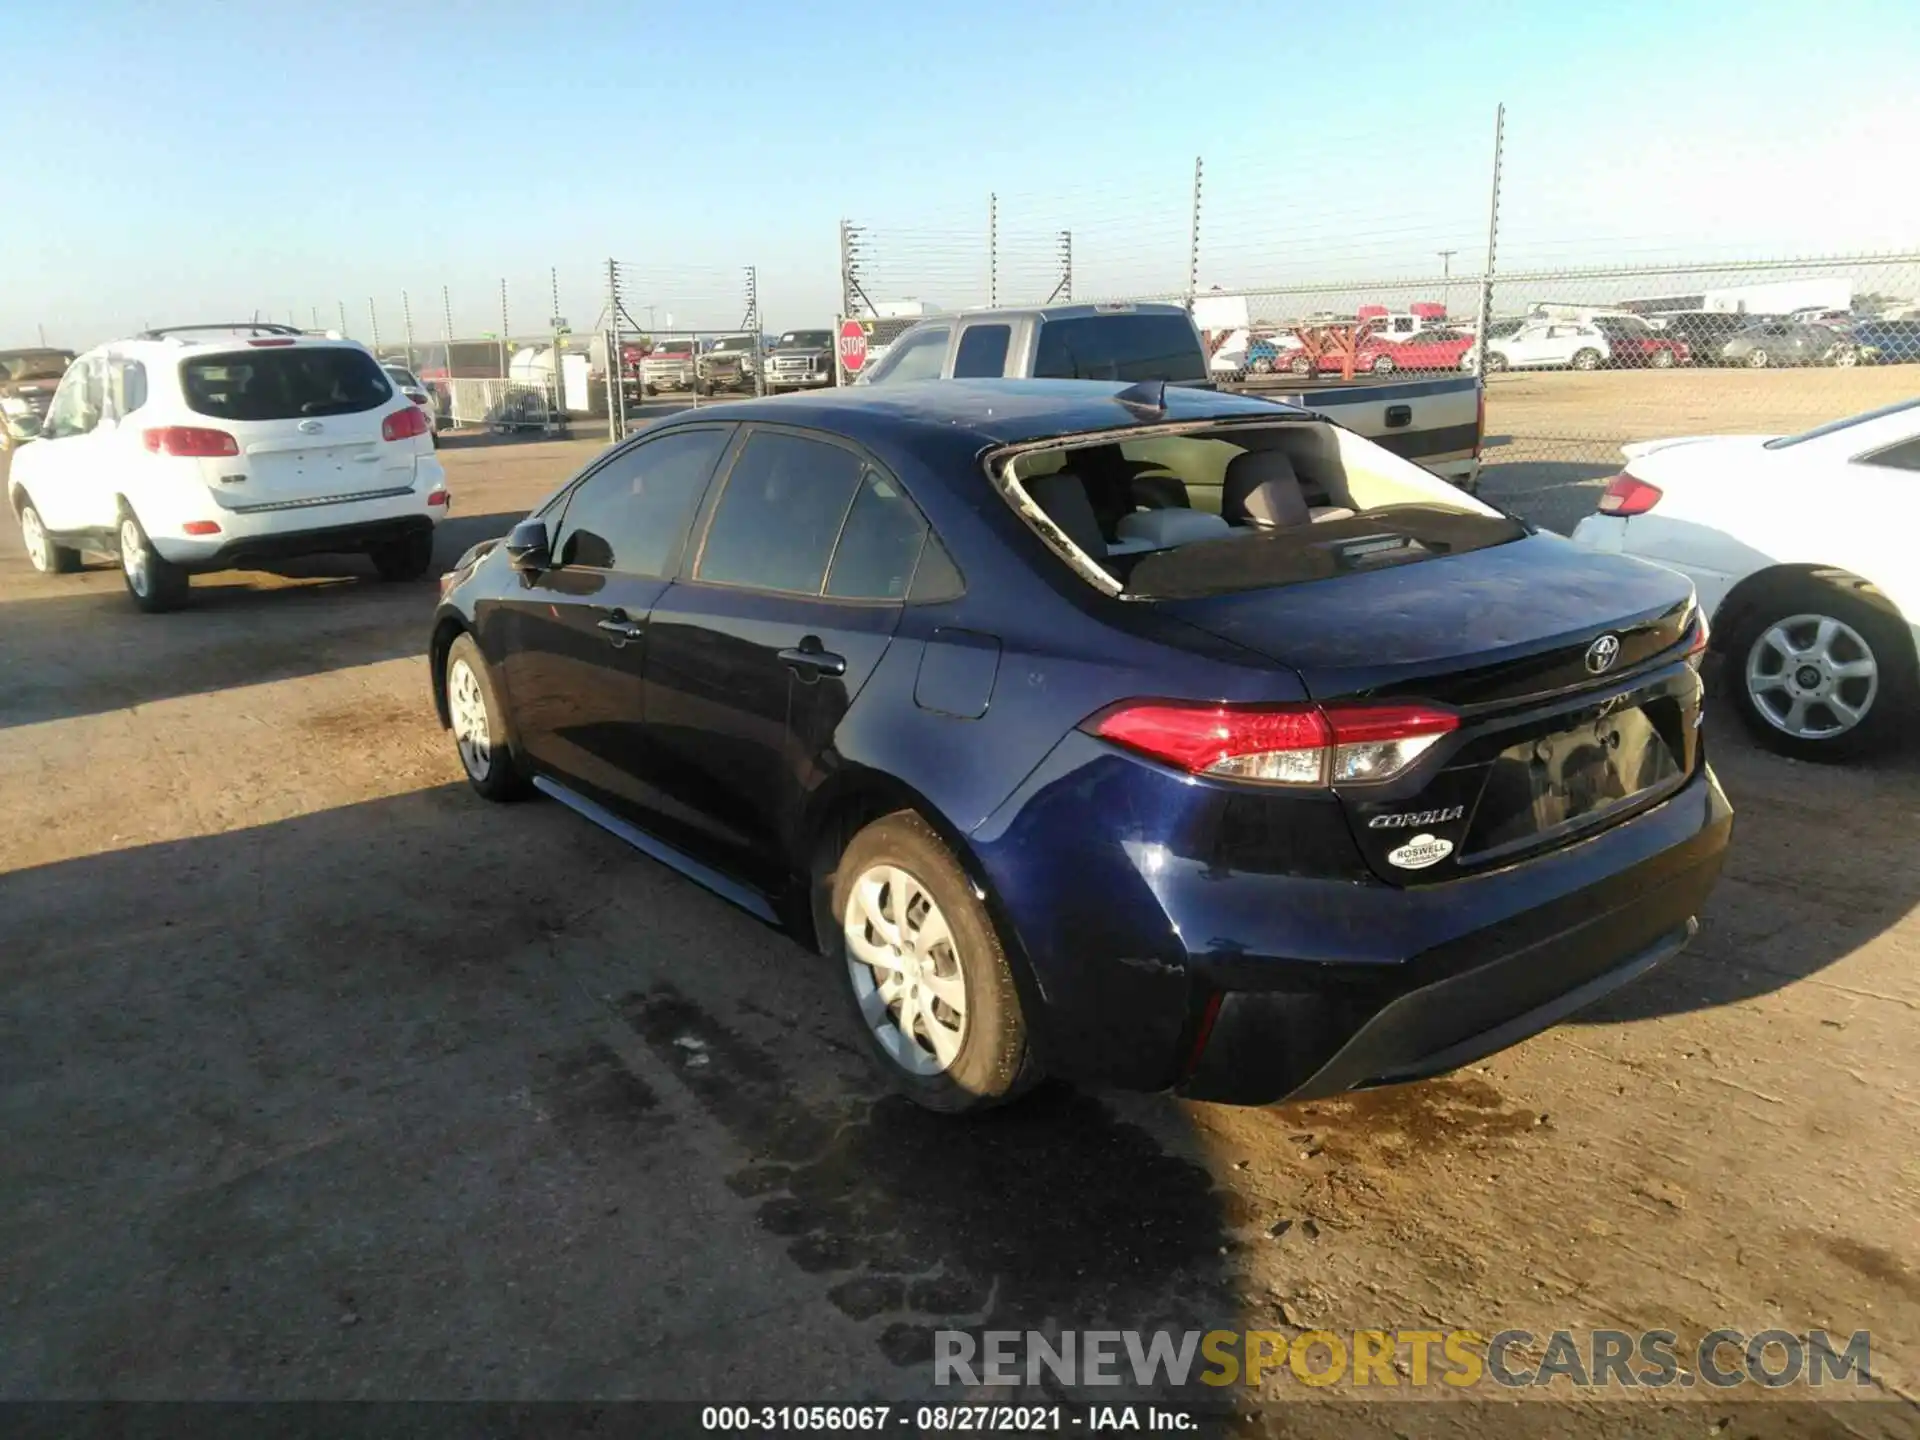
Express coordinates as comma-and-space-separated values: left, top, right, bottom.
430, 380, 1732, 1113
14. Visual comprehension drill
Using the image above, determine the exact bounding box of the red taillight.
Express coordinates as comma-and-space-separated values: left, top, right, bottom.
1685, 610, 1710, 659
383, 406, 430, 441
1597, 474, 1663, 516
1085, 700, 1458, 787
181, 520, 222, 536
426, 489, 449, 507
143, 425, 239, 457
248, 338, 298, 347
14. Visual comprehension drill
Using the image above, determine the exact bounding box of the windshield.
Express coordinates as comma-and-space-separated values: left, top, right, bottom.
1594, 318, 1651, 337
181, 347, 392, 421
1034, 314, 1207, 383
0, 350, 76, 382
778, 331, 832, 347
652, 341, 694, 357
1763, 398, 1920, 450
383, 366, 422, 388
712, 337, 754, 352
998, 421, 1520, 598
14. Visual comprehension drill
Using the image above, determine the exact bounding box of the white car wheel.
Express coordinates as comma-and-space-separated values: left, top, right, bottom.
844, 862, 968, 1077
448, 656, 494, 783
1745, 613, 1879, 743
21, 503, 55, 572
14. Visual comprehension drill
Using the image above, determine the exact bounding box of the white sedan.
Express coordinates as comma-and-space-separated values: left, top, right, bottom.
1571, 399, 1919, 760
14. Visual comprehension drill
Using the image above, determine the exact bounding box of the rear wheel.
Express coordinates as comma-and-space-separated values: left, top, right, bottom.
1651, 347, 1676, 369
1829, 344, 1859, 368
445, 634, 531, 800
18, 497, 81, 574
1249, 356, 1274, 375
1485, 350, 1509, 372
1747, 348, 1771, 368
117, 510, 189, 612
1288, 354, 1312, 376
1369, 354, 1396, 374
832, 812, 1038, 1113
1727, 576, 1913, 761
370, 528, 435, 581
1571, 348, 1602, 371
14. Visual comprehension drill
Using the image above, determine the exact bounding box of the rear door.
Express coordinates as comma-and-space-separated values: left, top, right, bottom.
496, 425, 734, 811
641, 426, 914, 889
177, 345, 411, 507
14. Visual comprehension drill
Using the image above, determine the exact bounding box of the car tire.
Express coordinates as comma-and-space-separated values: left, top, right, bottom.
1486, 351, 1508, 372
116, 508, 189, 612
1288, 355, 1312, 377
1370, 354, 1396, 374
370, 529, 436, 582
18, 496, 81, 574
1571, 348, 1602, 371
832, 811, 1040, 1114
1829, 345, 1858, 368
1747, 348, 1771, 368
1250, 357, 1275, 375
445, 633, 532, 801
1724, 574, 1914, 762
1651, 348, 1676, 369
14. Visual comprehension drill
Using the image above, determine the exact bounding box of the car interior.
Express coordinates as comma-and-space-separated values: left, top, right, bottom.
999, 422, 1516, 595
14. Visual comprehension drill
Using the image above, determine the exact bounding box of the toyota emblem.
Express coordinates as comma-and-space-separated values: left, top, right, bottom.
1585, 633, 1622, 674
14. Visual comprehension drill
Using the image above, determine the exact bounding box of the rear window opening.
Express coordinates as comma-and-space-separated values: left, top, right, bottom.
994, 420, 1524, 599
181, 347, 392, 421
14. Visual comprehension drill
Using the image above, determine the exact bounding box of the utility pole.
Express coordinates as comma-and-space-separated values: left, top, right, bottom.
605, 258, 625, 443
441, 287, 456, 427
743, 266, 762, 395
499, 277, 510, 378
402, 290, 417, 369
1187, 156, 1204, 307
337, 300, 348, 338
550, 265, 565, 422
1470, 104, 1506, 383
988, 192, 998, 308
368, 298, 381, 356
37, 323, 47, 346
1436, 250, 1457, 317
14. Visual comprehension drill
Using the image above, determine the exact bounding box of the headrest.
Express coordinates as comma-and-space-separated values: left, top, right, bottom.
1115, 507, 1232, 549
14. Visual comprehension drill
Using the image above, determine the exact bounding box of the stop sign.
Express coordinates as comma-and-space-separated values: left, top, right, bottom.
838, 318, 869, 374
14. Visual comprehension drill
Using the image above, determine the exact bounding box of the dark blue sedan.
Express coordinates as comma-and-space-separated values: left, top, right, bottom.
430, 380, 1732, 1112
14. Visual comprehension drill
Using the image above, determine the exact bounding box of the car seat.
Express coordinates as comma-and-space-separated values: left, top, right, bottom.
1223, 451, 1355, 527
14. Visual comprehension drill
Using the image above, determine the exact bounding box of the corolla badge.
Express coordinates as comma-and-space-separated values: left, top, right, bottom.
298, 418, 324, 434
1386, 833, 1454, 870
1585, 633, 1621, 674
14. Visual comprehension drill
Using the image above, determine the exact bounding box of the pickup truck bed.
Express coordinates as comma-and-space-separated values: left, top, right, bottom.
1224, 372, 1482, 489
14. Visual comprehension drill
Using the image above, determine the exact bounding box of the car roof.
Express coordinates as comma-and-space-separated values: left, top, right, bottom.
658, 379, 1313, 449
900, 301, 1194, 325
102, 329, 376, 358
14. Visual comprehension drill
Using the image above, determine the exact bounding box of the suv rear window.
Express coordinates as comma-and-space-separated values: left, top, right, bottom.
1033, 315, 1206, 383
181, 347, 392, 421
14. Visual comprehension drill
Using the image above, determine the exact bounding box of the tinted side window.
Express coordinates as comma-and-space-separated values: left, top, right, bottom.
111, 359, 148, 418
555, 427, 730, 574
952, 324, 1012, 379
1033, 315, 1205, 382
697, 431, 864, 593
867, 327, 950, 384
826, 471, 929, 600
1861, 437, 1920, 472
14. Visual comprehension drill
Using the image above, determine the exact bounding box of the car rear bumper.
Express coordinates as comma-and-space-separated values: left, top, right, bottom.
971, 733, 1733, 1102
150, 464, 448, 568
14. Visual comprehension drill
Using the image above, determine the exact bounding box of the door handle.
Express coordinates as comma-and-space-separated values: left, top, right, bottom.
596, 609, 645, 645
779, 637, 847, 678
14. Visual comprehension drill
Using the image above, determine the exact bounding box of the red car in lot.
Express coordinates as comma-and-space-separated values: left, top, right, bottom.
1288, 325, 1476, 376
1593, 316, 1691, 369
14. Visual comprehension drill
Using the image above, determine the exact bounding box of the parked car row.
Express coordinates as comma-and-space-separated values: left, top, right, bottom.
0, 347, 78, 451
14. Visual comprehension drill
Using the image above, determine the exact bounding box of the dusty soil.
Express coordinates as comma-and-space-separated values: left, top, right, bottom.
3, 378, 1917, 1433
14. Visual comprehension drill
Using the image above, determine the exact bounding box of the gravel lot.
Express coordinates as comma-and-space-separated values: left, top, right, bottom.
3, 372, 1917, 1431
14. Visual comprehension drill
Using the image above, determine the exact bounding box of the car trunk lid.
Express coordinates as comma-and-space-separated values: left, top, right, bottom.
1158, 533, 1703, 883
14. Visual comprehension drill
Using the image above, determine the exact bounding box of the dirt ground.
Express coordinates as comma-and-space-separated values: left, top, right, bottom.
3, 374, 1917, 1434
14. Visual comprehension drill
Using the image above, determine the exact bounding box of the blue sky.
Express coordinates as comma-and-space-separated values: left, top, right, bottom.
6, 0, 1917, 343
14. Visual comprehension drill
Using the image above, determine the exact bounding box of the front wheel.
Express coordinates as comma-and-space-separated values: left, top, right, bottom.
1249, 356, 1275, 375
1571, 348, 1602, 371
833, 812, 1038, 1113
1729, 577, 1914, 761
445, 634, 531, 800
371, 528, 436, 581
1288, 355, 1312, 377
1369, 354, 1396, 374
19, 498, 81, 574
1651, 348, 1676, 369
1829, 345, 1858, 368
1747, 348, 1771, 369
117, 511, 189, 612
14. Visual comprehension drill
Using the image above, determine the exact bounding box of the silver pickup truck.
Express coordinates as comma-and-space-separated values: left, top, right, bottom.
854, 302, 1483, 490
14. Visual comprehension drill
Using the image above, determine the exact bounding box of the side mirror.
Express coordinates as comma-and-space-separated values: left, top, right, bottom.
505, 518, 551, 572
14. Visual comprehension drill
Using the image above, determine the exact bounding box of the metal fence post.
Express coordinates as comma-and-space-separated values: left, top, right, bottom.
337, 300, 348, 339
839, 219, 853, 317
1187, 156, 1204, 307
989, 193, 998, 308
551, 265, 565, 424
1471, 103, 1506, 381
744, 265, 763, 396
402, 291, 416, 368
606, 258, 624, 443
499, 278, 510, 378
368, 298, 380, 355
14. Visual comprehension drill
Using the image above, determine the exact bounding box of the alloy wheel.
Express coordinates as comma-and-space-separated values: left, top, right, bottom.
448, 658, 493, 780
1745, 613, 1879, 740
844, 863, 968, 1076
120, 518, 150, 598
1747, 349, 1770, 368
21, 505, 52, 572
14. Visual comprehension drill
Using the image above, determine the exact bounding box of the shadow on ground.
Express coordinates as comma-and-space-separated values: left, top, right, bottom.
0, 513, 522, 729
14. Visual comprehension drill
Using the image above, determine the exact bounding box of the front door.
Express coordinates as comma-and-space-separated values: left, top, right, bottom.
494, 425, 734, 815
20, 355, 108, 532
641, 428, 926, 892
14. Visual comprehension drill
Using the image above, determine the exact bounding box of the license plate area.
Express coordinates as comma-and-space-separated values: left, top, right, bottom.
1463, 702, 1684, 861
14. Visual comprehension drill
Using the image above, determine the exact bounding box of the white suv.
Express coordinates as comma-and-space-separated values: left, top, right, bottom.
1463, 320, 1612, 372
8, 325, 450, 611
